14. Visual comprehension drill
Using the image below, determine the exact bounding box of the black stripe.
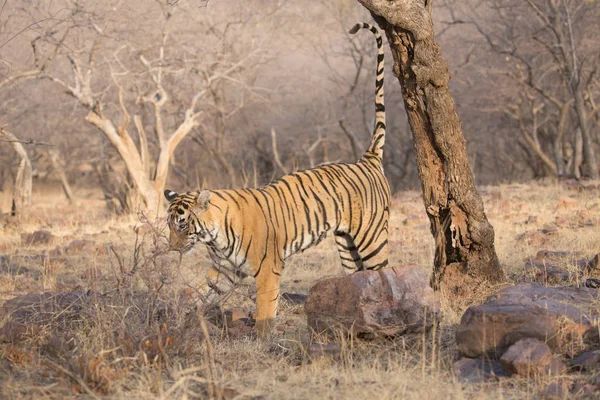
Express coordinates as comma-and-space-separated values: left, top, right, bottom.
222, 191, 242, 209
361, 240, 387, 263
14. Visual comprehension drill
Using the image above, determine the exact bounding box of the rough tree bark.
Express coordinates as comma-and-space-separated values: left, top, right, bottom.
356, 0, 504, 289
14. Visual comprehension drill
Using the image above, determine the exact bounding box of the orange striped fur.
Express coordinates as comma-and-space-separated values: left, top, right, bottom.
165, 23, 390, 337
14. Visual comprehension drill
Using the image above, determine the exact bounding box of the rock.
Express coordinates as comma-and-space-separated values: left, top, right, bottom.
281, 293, 308, 305
540, 380, 572, 399
0, 320, 28, 342
226, 324, 255, 340
571, 350, 600, 371
452, 358, 507, 383
48, 246, 63, 257
517, 231, 548, 247
585, 253, 600, 274
549, 357, 568, 375
456, 284, 600, 358
525, 215, 538, 224
500, 338, 565, 376
308, 342, 342, 361
305, 266, 440, 338
571, 381, 599, 396
540, 225, 559, 235
524, 250, 588, 285
224, 308, 253, 328
21, 230, 54, 246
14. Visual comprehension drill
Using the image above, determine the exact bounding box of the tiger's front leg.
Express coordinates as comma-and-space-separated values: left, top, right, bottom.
254, 262, 282, 338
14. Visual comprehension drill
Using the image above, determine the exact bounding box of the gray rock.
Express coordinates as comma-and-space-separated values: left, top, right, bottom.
571, 350, 600, 371
456, 283, 599, 358
452, 358, 507, 383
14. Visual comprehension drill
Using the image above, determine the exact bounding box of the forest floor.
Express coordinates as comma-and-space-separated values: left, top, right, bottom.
0, 180, 599, 399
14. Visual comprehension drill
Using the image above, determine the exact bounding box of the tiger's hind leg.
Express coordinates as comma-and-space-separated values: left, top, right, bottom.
334, 232, 364, 271
356, 231, 389, 271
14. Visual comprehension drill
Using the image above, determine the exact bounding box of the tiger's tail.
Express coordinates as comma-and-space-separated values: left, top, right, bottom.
349, 22, 386, 162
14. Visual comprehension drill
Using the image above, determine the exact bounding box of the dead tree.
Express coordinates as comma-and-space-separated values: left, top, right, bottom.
40, 3, 267, 216
459, 0, 600, 179
0, 129, 32, 220
356, 0, 504, 290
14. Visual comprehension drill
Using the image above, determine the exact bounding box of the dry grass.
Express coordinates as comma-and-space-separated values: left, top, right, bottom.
1, 180, 599, 399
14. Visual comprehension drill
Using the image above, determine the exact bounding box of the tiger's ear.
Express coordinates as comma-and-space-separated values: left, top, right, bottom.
194, 190, 212, 209
164, 190, 179, 202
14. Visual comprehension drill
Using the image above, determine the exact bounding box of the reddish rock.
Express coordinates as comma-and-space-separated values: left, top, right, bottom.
452, 358, 507, 383
21, 230, 54, 246
456, 284, 599, 358
500, 338, 565, 376
305, 266, 440, 338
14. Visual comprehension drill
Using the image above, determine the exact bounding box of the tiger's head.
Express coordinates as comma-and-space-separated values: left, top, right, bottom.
164, 189, 215, 252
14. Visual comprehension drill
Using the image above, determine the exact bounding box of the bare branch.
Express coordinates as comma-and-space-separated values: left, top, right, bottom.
0, 137, 54, 146
270, 128, 288, 175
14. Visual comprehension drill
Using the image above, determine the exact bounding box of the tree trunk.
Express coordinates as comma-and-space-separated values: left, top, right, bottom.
0, 129, 32, 220
573, 90, 599, 179
573, 127, 583, 179
49, 150, 74, 204
356, 0, 504, 290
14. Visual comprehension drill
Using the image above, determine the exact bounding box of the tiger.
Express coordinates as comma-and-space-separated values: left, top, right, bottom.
164, 22, 390, 337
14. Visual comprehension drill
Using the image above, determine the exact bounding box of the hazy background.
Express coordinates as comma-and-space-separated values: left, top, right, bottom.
1, 0, 599, 200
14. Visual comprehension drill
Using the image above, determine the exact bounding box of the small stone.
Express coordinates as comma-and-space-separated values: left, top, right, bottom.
48, 247, 63, 257
452, 358, 507, 383
281, 293, 308, 305
230, 308, 249, 322
525, 215, 538, 224
540, 225, 559, 235
500, 338, 553, 376
571, 350, 600, 371
227, 325, 255, 340
540, 381, 571, 399
308, 342, 341, 361
21, 230, 54, 246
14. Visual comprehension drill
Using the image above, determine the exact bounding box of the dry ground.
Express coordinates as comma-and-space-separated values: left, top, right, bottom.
0, 180, 599, 399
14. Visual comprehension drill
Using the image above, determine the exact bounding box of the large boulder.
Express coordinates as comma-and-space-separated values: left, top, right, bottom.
457, 284, 600, 358
305, 266, 440, 338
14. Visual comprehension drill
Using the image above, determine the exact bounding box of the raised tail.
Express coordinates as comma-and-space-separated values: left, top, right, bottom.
349, 22, 386, 162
